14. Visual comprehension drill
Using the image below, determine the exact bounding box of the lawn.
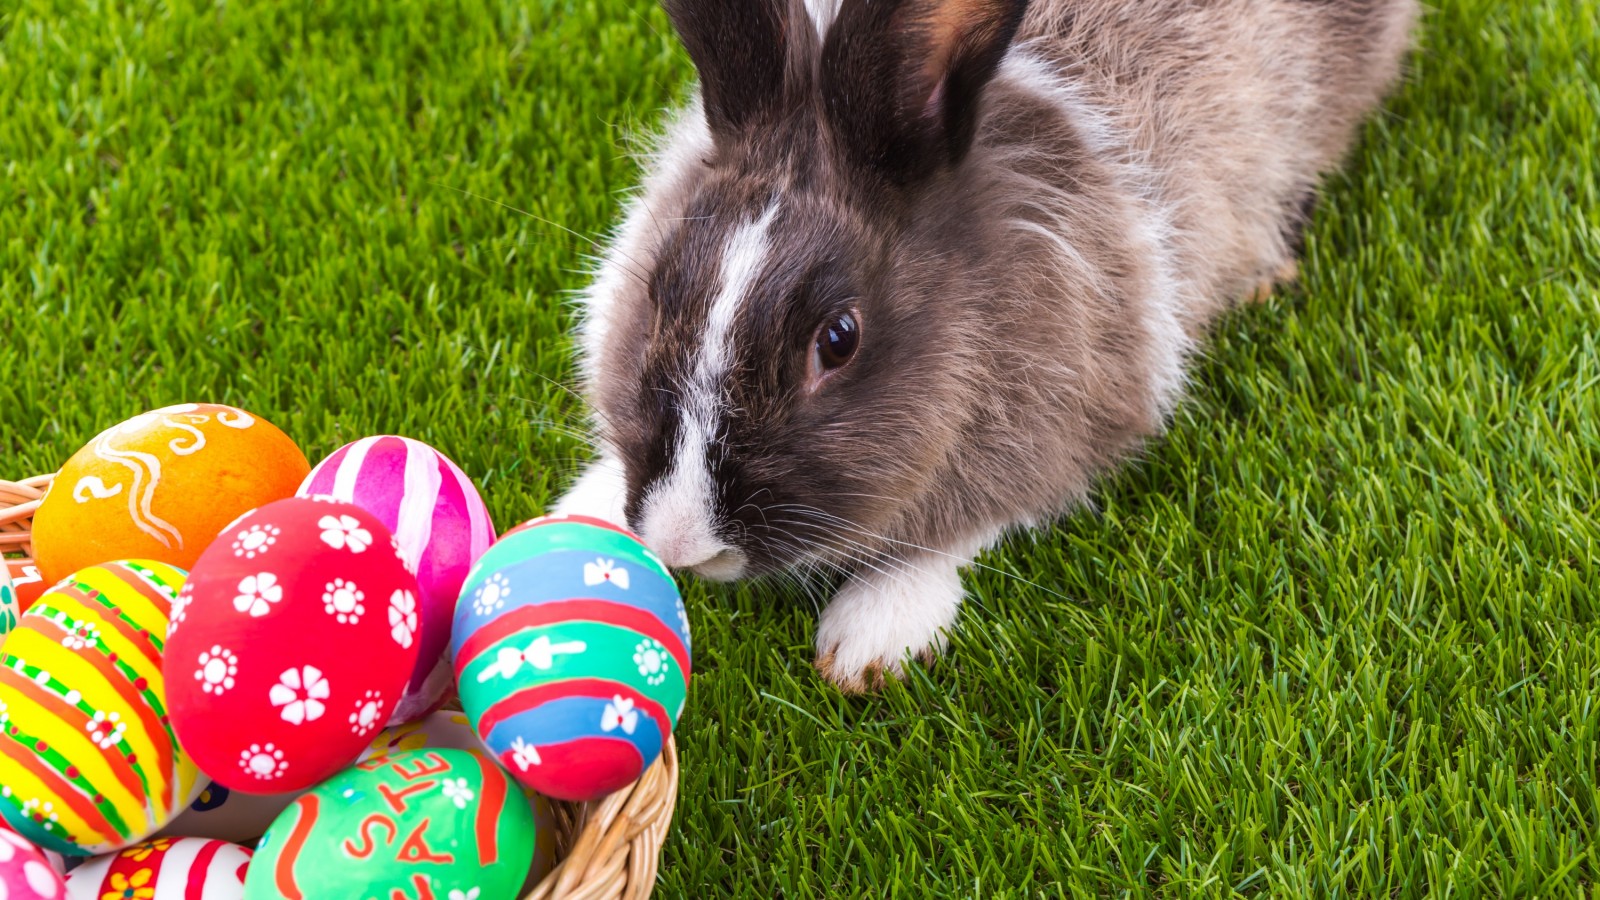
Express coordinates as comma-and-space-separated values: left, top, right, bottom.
2, 0, 1597, 895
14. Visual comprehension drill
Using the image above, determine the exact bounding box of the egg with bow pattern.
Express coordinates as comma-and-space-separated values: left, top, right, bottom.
0, 561, 202, 856
167, 497, 421, 793
451, 514, 691, 802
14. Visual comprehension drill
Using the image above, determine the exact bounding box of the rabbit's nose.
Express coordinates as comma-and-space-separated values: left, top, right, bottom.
633, 430, 750, 580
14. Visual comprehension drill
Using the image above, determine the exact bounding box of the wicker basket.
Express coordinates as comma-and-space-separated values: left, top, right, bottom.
0, 473, 678, 900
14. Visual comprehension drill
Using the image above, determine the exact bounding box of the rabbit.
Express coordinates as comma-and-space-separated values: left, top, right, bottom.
556, 0, 1419, 691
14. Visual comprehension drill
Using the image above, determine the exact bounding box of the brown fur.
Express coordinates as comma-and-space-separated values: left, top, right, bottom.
574, 0, 1418, 690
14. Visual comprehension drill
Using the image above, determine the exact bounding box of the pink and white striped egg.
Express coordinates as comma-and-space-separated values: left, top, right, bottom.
297, 436, 494, 722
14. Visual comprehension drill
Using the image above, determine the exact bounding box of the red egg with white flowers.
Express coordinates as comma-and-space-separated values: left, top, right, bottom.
166, 497, 422, 793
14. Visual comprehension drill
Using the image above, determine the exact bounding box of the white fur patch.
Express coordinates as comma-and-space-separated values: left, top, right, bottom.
699, 202, 781, 391
999, 48, 1195, 417
814, 548, 966, 687
636, 201, 781, 570
638, 409, 721, 568
553, 454, 629, 526
804, 0, 841, 38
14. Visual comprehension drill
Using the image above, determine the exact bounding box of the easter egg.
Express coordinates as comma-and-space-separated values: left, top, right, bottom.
297, 436, 495, 724
9, 563, 49, 616
31, 405, 310, 584
363, 711, 558, 880
166, 497, 422, 794
452, 514, 691, 802
244, 748, 535, 900
0, 562, 202, 856
157, 709, 487, 845
65, 837, 251, 900
0, 827, 68, 900
1, 559, 17, 637
360, 711, 558, 883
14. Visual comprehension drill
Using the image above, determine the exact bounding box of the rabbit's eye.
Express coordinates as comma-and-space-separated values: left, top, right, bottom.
814, 311, 860, 371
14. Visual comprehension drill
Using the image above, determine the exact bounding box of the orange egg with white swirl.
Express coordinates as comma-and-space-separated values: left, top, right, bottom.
31, 405, 310, 584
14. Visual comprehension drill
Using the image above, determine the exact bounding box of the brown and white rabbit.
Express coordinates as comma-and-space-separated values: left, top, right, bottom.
557, 0, 1419, 691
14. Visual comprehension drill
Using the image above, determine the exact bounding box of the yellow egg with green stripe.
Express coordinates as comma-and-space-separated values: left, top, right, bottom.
0, 560, 202, 856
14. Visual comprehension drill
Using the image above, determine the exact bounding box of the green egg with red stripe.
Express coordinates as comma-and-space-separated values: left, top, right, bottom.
452, 515, 691, 802
242, 748, 534, 900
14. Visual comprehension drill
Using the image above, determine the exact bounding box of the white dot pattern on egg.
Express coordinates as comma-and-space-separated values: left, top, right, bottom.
167, 497, 422, 793
1, 825, 68, 900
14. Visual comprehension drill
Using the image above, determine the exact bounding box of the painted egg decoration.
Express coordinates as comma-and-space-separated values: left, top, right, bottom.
166, 497, 422, 794
360, 714, 560, 884
361, 711, 559, 883
156, 709, 488, 845
0, 562, 202, 856
65, 837, 251, 900
30, 405, 310, 585
244, 748, 535, 900
297, 436, 495, 724
1, 559, 17, 637
7, 563, 50, 618
452, 514, 691, 802
0, 826, 68, 900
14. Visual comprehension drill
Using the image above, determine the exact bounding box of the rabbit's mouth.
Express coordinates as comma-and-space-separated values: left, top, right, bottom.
681, 548, 750, 582
638, 517, 751, 582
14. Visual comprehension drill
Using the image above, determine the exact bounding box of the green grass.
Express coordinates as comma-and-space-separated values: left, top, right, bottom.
2, 0, 1597, 895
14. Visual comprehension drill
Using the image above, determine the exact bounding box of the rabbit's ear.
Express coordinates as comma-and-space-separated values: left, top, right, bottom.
821, 0, 1029, 184
663, 0, 795, 140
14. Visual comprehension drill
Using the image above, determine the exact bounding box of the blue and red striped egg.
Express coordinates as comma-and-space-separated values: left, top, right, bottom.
451, 515, 690, 801
298, 436, 495, 723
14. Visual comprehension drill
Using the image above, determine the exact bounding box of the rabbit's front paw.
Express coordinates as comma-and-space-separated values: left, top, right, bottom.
1246, 258, 1300, 304
553, 453, 629, 527
814, 553, 965, 693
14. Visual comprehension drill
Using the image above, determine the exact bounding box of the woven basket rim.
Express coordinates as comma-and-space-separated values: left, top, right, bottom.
1, 472, 677, 899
